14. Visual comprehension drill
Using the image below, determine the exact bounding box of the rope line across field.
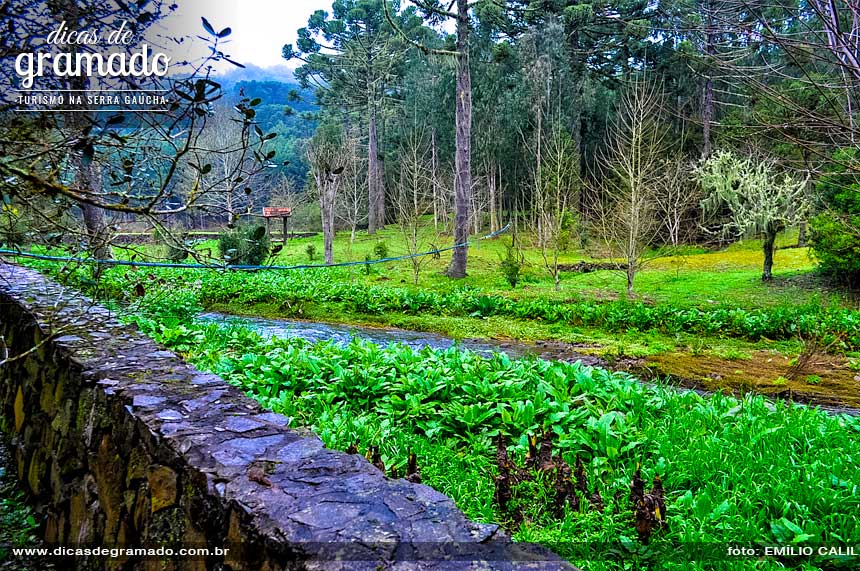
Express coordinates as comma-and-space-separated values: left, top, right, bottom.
0, 223, 511, 271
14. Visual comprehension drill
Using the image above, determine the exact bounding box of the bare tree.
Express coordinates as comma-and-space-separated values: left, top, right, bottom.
269, 175, 309, 211
655, 158, 701, 247
190, 103, 264, 227
394, 128, 435, 284
307, 125, 349, 265
335, 130, 369, 244
593, 80, 668, 298
533, 127, 580, 291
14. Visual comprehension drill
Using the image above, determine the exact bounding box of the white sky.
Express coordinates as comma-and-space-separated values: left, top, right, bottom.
158, 0, 334, 72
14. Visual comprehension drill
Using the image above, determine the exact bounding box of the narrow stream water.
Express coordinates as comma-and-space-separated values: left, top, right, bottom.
198, 312, 859, 416
199, 312, 524, 357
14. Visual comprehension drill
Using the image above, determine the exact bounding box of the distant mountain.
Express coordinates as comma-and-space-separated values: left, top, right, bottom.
215, 64, 298, 87
214, 74, 318, 184
229, 80, 317, 116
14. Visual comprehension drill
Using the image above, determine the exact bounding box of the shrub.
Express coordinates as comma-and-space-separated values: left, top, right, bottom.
154, 227, 191, 262
499, 243, 523, 289
809, 148, 860, 286
218, 225, 270, 266
305, 243, 317, 262
373, 241, 389, 259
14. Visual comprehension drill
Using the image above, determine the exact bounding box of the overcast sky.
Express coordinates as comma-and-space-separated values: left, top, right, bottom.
159, 0, 334, 72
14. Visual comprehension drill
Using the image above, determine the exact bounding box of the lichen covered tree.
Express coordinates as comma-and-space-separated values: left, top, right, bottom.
696, 150, 810, 281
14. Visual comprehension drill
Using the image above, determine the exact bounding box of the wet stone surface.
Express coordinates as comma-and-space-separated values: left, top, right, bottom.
0, 263, 574, 571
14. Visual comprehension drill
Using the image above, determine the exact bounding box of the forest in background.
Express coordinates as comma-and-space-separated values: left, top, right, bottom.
277, 0, 860, 288
1, 0, 859, 293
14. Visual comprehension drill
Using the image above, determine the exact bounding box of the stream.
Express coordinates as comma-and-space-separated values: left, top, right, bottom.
198, 312, 859, 417
199, 312, 604, 365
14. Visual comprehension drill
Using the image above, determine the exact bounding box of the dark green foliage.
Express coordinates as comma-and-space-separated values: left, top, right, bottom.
22, 259, 860, 350
809, 149, 860, 286
305, 243, 317, 262
154, 227, 191, 262
189, 269, 860, 350
373, 241, 389, 260
810, 212, 860, 285
499, 242, 523, 288
0, 462, 39, 558
218, 225, 270, 266
230, 80, 316, 182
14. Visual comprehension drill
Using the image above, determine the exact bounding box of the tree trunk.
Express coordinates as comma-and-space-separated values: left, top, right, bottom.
702, 6, 716, 158
626, 260, 636, 299
367, 106, 382, 234
431, 128, 439, 232
71, 132, 110, 269
762, 224, 776, 281
447, 0, 472, 279
488, 161, 498, 233
797, 221, 807, 247
318, 176, 337, 265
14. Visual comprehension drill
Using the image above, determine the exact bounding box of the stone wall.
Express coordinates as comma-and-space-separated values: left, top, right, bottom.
0, 263, 573, 571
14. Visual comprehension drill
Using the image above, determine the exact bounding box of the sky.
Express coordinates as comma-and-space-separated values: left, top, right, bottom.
158, 0, 334, 72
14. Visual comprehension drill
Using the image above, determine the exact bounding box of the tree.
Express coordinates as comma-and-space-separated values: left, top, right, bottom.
190, 103, 264, 227
655, 157, 700, 246
696, 149, 810, 281
394, 127, 435, 284
0, 3, 276, 268
307, 124, 349, 264
285, 1, 414, 234
387, 0, 519, 278
808, 148, 860, 285
335, 128, 369, 244
704, 0, 860, 158
533, 127, 579, 291
593, 79, 669, 298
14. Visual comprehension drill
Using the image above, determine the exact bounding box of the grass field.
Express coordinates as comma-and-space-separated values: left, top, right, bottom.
164, 225, 835, 309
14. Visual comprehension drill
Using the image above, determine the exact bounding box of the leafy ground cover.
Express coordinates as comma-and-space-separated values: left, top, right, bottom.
13, 254, 860, 569
123, 304, 860, 571
20, 238, 860, 407
23, 249, 860, 353
0, 439, 44, 570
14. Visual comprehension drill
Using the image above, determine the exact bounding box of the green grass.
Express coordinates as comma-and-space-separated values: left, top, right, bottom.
21, 240, 860, 355
128, 224, 850, 311
0, 449, 40, 567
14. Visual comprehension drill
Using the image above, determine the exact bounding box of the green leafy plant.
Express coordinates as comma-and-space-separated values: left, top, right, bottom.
373, 241, 389, 259
218, 225, 270, 266
499, 242, 523, 289
305, 243, 317, 262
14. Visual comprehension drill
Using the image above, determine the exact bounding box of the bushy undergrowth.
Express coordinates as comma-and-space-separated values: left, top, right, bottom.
217, 225, 270, 266
50, 261, 860, 351
123, 306, 860, 571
